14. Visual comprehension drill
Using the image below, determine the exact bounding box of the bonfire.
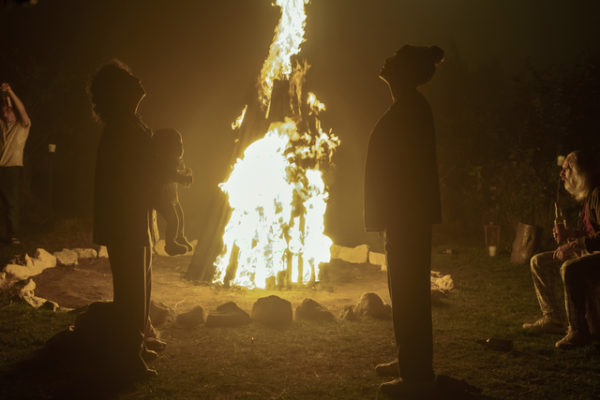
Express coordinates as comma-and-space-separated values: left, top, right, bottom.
212, 0, 340, 289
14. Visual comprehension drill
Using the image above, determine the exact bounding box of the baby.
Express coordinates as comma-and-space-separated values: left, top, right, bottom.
152, 128, 193, 255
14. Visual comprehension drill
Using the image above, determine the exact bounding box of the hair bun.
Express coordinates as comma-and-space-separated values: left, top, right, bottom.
429, 46, 445, 64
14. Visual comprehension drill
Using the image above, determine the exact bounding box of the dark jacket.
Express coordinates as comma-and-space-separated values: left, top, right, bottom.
583, 186, 600, 252
93, 115, 153, 247
364, 89, 441, 231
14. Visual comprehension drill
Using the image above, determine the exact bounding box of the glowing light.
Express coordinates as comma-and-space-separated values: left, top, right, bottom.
214, 0, 339, 289
259, 0, 310, 108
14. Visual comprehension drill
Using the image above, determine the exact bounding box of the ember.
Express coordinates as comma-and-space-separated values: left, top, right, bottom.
213, 0, 339, 289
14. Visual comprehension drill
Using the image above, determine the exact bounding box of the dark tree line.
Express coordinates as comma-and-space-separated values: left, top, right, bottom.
432, 52, 600, 248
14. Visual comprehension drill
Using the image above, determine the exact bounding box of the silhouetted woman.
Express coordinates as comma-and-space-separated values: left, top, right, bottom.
364, 45, 444, 397
88, 60, 156, 380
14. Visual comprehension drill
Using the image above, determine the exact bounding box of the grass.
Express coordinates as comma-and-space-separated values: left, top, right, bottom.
1, 230, 600, 399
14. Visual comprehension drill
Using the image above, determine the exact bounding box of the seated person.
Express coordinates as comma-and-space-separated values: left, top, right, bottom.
152, 128, 193, 256
524, 150, 600, 349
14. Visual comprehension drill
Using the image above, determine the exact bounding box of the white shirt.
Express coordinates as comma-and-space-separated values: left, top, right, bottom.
0, 121, 30, 167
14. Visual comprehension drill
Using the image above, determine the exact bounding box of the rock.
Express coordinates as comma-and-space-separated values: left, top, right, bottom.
330, 244, 369, 264
16, 254, 33, 267
340, 305, 358, 321
73, 248, 98, 259
368, 251, 387, 270
32, 248, 57, 269
22, 295, 47, 309
15, 278, 36, 298
431, 271, 454, 293
5, 249, 57, 280
98, 246, 108, 258
295, 298, 335, 322
176, 306, 205, 328
3, 263, 33, 281
206, 302, 251, 327
251, 295, 293, 327
0, 272, 15, 291
150, 301, 174, 326
354, 292, 392, 320
54, 249, 79, 266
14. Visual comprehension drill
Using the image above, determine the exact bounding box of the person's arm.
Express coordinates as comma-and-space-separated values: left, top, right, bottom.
1, 83, 30, 127
554, 187, 600, 260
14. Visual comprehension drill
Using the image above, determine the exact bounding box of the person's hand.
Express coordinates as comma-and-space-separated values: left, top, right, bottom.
553, 239, 581, 261
552, 225, 559, 242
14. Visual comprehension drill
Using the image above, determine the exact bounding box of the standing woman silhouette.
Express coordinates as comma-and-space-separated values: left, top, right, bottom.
88, 60, 156, 380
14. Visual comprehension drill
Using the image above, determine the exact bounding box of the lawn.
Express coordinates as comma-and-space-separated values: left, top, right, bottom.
1, 224, 600, 400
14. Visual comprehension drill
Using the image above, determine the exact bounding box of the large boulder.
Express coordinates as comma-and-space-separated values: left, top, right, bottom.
176, 306, 205, 329
295, 298, 335, 322
205, 302, 251, 327
251, 295, 293, 327
54, 249, 79, 266
354, 292, 392, 320
150, 301, 175, 327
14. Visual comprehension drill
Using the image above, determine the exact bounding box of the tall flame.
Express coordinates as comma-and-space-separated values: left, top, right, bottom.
213, 0, 339, 289
259, 0, 310, 107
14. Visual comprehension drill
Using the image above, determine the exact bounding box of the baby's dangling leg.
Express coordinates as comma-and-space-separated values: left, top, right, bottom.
174, 202, 193, 252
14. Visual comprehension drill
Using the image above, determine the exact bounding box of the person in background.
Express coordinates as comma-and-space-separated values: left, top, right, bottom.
364, 45, 444, 398
88, 60, 156, 380
524, 150, 600, 349
151, 128, 193, 256
0, 82, 30, 245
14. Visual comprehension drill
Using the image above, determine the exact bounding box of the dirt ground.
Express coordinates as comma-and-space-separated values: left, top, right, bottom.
32, 255, 391, 316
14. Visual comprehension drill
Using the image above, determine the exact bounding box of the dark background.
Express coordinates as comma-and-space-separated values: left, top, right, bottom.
1, 0, 599, 248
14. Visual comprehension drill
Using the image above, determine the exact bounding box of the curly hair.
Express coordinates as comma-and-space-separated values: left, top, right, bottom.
87, 59, 144, 122
571, 149, 600, 188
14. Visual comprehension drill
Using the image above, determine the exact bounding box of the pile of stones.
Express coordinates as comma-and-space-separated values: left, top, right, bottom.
0, 246, 108, 310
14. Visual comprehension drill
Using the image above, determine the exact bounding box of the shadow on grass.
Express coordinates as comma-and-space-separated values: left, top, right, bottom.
374, 374, 501, 400
3, 352, 147, 400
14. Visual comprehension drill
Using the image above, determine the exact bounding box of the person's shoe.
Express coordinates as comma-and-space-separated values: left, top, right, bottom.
555, 329, 592, 349
378, 377, 436, 399
522, 315, 564, 334
176, 236, 193, 252
375, 359, 399, 377
165, 240, 187, 256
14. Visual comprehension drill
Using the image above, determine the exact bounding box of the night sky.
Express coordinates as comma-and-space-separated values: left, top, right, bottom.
1, 0, 599, 245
